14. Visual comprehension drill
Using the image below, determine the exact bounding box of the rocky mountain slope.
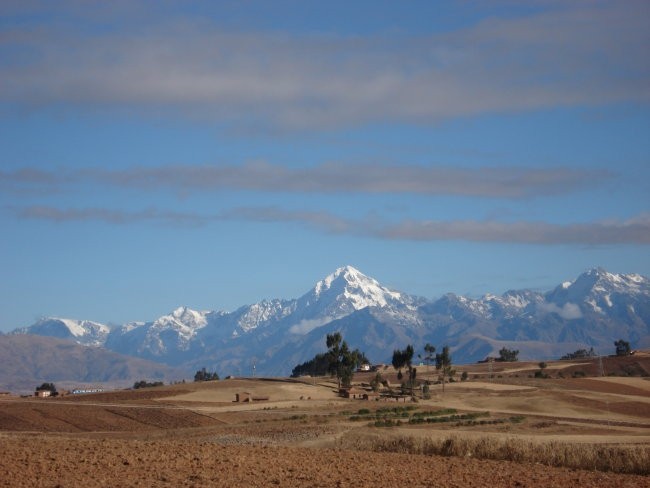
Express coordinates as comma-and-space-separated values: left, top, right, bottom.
11, 266, 650, 376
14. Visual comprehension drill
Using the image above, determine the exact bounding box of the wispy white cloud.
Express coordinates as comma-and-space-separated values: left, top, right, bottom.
1, 1, 647, 129
538, 302, 583, 320
10, 205, 650, 245
12, 206, 205, 226
374, 215, 650, 245
0, 163, 611, 199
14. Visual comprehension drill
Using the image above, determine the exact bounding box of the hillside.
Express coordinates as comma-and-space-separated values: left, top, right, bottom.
0, 335, 184, 393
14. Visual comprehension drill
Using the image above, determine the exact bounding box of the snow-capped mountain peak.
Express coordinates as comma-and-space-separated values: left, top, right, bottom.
311, 265, 403, 309
11, 317, 110, 347
563, 267, 649, 295
546, 267, 650, 314
169, 306, 208, 326
153, 306, 208, 331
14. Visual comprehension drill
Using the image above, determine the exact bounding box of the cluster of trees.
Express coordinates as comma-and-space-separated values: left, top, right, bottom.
615, 339, 631, 356
292, 335, 457, 395
393, 343, 454, 394
326, 333, 368, 388
560, 347, 597, 360
132, 380, 164, 389
392, 345, 416, 392
559, 340, 631, 360
194, 368, 219, 382
291, 332, 368, 388
291, 352, 331, 378
497, 347, 519, 362
434, 346, 454, 392
291, 335, 636, 393
35, 382, 58, 396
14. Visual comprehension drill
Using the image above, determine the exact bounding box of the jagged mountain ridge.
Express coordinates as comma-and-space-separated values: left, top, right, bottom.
11, 266, 650, 375
11, 317, 111, 347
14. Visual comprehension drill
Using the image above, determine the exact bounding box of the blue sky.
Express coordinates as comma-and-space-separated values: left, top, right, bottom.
1, 0, 649, 330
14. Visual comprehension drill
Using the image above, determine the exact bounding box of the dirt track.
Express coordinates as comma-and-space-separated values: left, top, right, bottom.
1, 436, 647, 488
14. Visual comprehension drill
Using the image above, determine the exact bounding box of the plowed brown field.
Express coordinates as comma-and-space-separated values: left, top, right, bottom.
1, 365, 649, 487
1, 436, 647, 488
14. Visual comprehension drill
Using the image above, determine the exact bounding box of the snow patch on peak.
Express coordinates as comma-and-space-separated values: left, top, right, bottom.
311, 265, 402, 306
49, 318, 110, 338
315, 265, 367, 295
628, 274, 644, 283
155, 307, 207, 330
58, 318, 89, 337
169, 306, 208, 326
561, 281, 572, 289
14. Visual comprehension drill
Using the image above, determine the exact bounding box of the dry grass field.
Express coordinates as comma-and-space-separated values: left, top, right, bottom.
1, 355, 649, 487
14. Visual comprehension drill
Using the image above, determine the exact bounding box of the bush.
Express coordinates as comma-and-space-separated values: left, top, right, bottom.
133, 380, 164, 389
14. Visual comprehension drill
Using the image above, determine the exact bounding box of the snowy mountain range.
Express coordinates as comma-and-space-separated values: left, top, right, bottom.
10, 266, 650, 376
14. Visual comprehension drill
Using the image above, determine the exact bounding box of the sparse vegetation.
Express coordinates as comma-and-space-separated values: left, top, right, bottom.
370, 372, 383, 392
337, 434, 650, 475
535, 362, 550, 378
560, 347, 597, 360
435, 345, 454, 392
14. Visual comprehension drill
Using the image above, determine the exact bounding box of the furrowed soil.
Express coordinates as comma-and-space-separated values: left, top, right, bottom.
1, 436, 646, 488
1, 356, 649, 487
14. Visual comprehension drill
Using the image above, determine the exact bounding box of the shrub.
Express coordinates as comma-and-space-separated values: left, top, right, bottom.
133, 380, 164, 389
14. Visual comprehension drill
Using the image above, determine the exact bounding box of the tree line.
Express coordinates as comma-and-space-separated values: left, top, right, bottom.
292, 334, 458, 395
291, 332, 369, 388
393, 343, 454, 394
